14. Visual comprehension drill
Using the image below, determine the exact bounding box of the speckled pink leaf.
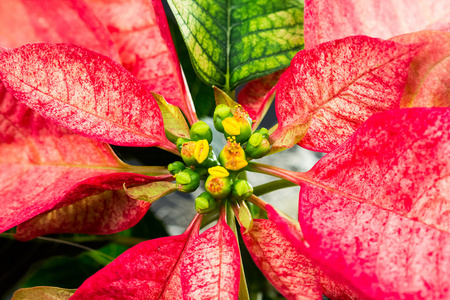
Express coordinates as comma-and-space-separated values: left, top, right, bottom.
15, 189, 150, 241
238, 69, 284, 129
0, 83, 171, 234
71, 215, 202, 299
304, 0, 450, 49
265, 205, 360, 300
273, 35, 416, 152
0, 0, 119, 60
390, 30, 450, 108
298, 108, 450, 298
265, 205, 306, 252
242, 219, 322, 300
84, 0, 197, 124
0, 43, 178, 153
181, 217, 240, 299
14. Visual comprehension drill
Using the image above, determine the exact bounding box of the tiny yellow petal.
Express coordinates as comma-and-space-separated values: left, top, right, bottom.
208, 166, 230, 178
222, 117, 240, 136
194, 140, 209, 164
226, 157, 248, 171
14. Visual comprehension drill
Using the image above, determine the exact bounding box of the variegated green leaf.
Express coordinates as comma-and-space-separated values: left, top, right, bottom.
167, 0, 304, 91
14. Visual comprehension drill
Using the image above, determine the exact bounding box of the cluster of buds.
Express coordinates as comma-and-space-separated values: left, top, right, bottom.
168, 103, 271, 215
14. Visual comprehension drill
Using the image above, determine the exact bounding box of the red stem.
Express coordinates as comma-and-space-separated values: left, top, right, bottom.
183, 213, 203, 236
246, 162, 310, 185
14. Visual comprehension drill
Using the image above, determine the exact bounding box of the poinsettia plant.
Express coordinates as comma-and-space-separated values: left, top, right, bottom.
0, 0, 449, 299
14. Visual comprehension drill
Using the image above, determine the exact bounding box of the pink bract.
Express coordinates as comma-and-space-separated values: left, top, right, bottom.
273, 35, 416, 152
0, 43, 176, 152
298, 108, 450, 298
0, 83, 170, 235
304, 0, 450, 49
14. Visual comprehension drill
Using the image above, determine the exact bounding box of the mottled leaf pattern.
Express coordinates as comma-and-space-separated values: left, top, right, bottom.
390, 30, 450, 108
0, 43, 177, 153
298, 108, 450, 298
181, 217, 240, 299
84, 0, 198, 124
71, 215, 202, 299
0, 83, 170, 233
242, 219, 322, 300
167, 0, 304, 91
0, 0, 119, 60
273, 35, 416, 152
15, 190, 151, 241
304, 0, 450, 49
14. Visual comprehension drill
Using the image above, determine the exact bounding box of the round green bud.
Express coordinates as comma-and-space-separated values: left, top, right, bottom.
198, 148, 219, 169
231, 180, 253, 200
168, 161, 186, 175
195, 192, 218, 214
245, 132, 270, 159
190, 121, 213, 144
176, 169, 200, 193
254, 128, 269, 140
176, 137, 190, 152
205, 174, 232, 199
213, 104, 233, 133
180, 141, 197, 166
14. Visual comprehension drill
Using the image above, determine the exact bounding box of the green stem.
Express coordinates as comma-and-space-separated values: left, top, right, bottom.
226, 201, 250, 300
253, 179, 297, 196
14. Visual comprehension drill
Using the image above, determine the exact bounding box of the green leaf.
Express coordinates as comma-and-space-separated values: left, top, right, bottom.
12, 286, 76, 300
167, 0, 304, 91
123, 181, 177, 203
151, 92, 191, 142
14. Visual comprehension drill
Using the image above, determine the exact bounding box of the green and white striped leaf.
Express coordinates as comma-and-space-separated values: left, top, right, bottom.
167, 0, 304, 91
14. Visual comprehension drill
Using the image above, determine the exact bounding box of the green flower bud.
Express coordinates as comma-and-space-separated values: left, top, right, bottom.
176, 137, 190, 152
231, 180, 253, 200
195, 192, 218, 214
176, 169, 200, 193
168, 161, 186, 175
245, 132, 270, 159
219, 137, 248, 171
254, 128, 269, 140
205, 167, 232, 199
190, 121, 213, 143
180, 141, 197, 166
213, 104, 233, 133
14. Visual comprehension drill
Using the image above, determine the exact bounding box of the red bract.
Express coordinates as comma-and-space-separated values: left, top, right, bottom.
273, 35, 416, 152
71, 215, 202, 299
390, 30, 450, 108
304, 0, 450, 49
242, 219, 322, 299
181, 214, 240, 299
0, 43, 177, 153
237, 69, 285, 129
296, 108, 450, 298
0, 83, 172, 236
0, 0, 119, 60
84, 0, 197, 124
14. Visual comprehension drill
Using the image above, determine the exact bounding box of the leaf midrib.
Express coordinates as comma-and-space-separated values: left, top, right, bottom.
6, 72, 167, 144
